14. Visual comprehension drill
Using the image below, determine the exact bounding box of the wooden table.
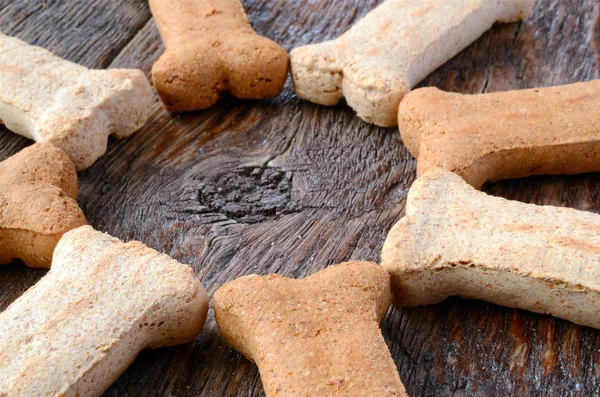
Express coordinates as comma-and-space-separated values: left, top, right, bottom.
0, 0, 598, 395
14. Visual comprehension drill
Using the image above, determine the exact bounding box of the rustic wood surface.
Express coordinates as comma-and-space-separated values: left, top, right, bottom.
0, 0, 599, 395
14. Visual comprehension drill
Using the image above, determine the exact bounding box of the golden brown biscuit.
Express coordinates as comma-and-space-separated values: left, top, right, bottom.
399, 80, 600, 188
0, 143, 78, 199
214, 261, 407, 397
150, 0, 289, 112
0, 143, 85, 268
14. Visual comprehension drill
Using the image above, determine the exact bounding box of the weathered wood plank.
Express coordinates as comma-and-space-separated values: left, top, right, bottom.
0, 0, 599, 396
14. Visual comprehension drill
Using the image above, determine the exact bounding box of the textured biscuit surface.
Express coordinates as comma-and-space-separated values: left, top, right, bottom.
399, 80, 600, 188
0, 32, 153, 170
150, 0, 289, 112
290, 0, 532, 127
381, 169, 600, 329
0, 225, 209, 397
0, 143, 78, 199
0, 143, 85, 268
214, 261, 406, 397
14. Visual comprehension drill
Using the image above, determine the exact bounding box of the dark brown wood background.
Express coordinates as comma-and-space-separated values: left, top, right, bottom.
0, 0, 598, 396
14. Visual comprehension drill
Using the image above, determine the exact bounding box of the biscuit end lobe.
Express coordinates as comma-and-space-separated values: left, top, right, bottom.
40, 67, 153, 171
152, 45, 223, 112
0, 143, 78, 200
343, 67, 409, 127
0, 143, 85, 268
398, 87, 445, 159
222, 34, 289, 100
213, 274, 263, 361
380, 169, 457, 304
149, 269, 210, 349
55, 225, 210, 348
380, 215, 419, 307
0, 185, 87, 268
290, 42, 344, 106
99, 68, 154, 139
151, 32, 288, 112
399, 88, 485, 183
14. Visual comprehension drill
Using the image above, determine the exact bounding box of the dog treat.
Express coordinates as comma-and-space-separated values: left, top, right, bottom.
399, 80, 600, 188
290, 0, 533, 127
0, 225, 209, 396
0, 143, 85, 268
214, 261, 407, 397
381, 169, 600, 329
0, 32, 153, 170
150, 0, 289, 112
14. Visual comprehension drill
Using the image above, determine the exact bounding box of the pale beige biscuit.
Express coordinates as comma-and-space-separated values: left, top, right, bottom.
399, 80, 600, 189
0, 32, 153, 170
290, 0, 533, 127
381, 169, 600, 329
0, 143, 86, 268
0, 225, 209, 397
214, 261, 407, 397
150, 0, 289, 112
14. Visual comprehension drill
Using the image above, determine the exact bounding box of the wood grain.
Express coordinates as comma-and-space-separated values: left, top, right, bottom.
0, 0, 599, 396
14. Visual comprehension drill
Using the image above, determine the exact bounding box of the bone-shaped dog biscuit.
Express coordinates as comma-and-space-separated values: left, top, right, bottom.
399, 80, 600, 188
0, 143, 86, 268
150, 0, 289, 112
0, 32, 153, 170
382, 169, 600, 329
290, 0, 533, 127
0, 225, 209, 396
214, 261, 407, 397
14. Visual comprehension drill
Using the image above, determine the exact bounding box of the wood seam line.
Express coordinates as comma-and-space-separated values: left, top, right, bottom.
107, 15, 154, 70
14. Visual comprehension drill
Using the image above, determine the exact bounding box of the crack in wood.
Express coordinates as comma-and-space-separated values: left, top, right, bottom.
198, 166, 301, 224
